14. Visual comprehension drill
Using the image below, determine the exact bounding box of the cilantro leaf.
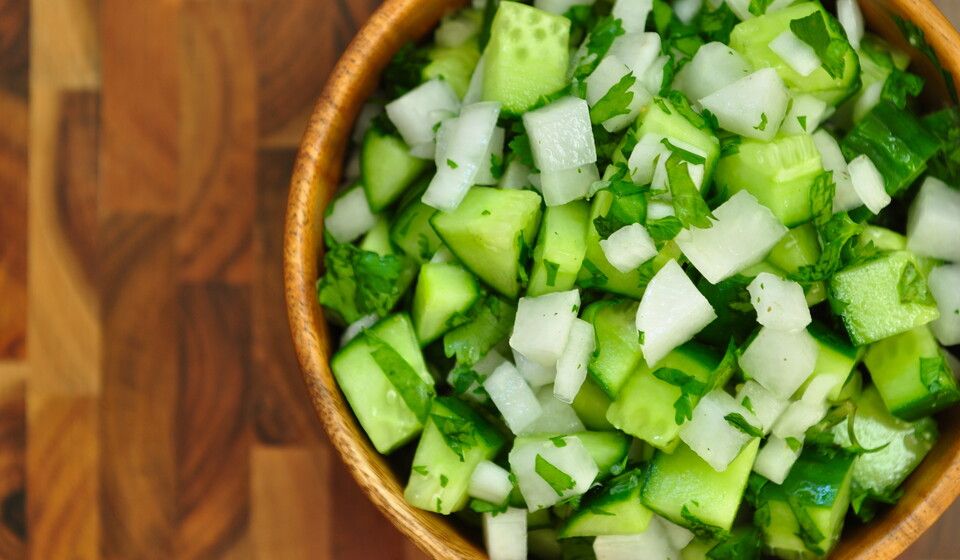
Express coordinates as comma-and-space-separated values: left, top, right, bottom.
573, 17, 625, 81
748, 0, 774, 17
469, 498, 508, 515
368, 334, 435, 422
317, 243, 415, 324
507, 130, 535, 169
382, 43, 430, 98
791, 212, 862, 283
578, 259, 608, 288
898, 261, 932, 305
653, 367, 709, 424
544, 260, 560, 287
882, 68, 925, 109
754, 112, 768, 132
665, 152, 715, 229
431, 413, 477, 462
809, 171, 837, 228
590, 73, 637, 125
490, 153, 505, 180
920, 356, 959, 397
412, 465, 429, 476
785, 436, 803, 452
681, 504, 724, 539
724, 413, 763, 438
646, 216, 683, 243
894, 15, 959, 104
789, 12, 848, 79
592, 169, 648, 239
741, 396, 755, 414
535, 454, 576, 496
662, 138, 706, 165
446, 158, 459, 169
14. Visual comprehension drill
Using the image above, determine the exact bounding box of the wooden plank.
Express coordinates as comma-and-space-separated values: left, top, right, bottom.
0, 90, 27, 359
0, 0, 29, 98
329, 456, 409, 559
0, 364, 25, 559
98, 215, 178, 558
178, 1, 256, 284
250, 445, 331, 559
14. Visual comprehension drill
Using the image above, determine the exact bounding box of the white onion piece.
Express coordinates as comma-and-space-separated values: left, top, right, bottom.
674, 42, 752, 102
628, 133, 670, 186
747, 272, 812, 332
524, 97, 597, 173
600, 223, 659, 274
385, 79, 460, 152
509, 436, 599, 511
510, 290, 581, 368
647, 200, 676, 220
586, 56, 652, 132
699, 68, 790, 141
554, 320, 596, 403
848, 155, 890, 214
325, 186, 378, 244
340, 314, 379, 347
770, 30, 822, 77
659, 517, 695, 550
522, 386, 586, 435
853, 80, 884, 123
838, 0, 865, 49
541, 164, 601, 206
673, 0, 703, 24
812, 130, 860, 212
463, 54, 486, 105
772, 399, 828, 439
753, 436, 802, 484
929, 265, 960, 345
680, 389, 760, 472
781, 94, 832, 135
499, 158, 532, 190
484, 362, 543, 435
636, 260, 717, 367
484, 508, 528, 560
430, 245, 456, 264
736, 380, 789, 434
593, 517, 677, 560
513, 349, 557, 388
612, 0, 653, 33
675, 191, 788, 284
609, 32, 662, 77
739, 327, 819, 399
907, 177, 960, 262
475, 127, 506, 186
469, 461, 514, 505
641, 56, 669, 96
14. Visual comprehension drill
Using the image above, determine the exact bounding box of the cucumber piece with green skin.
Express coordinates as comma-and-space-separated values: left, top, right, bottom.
637, 98, 721, 180
841, 100, 941, 196
332, 314, 435, 454
391, 196, 443, 264
754, 447, 855, 558
582, 300, 643, 398
431, 187, 542, 299
443, 295, 517, 366
405, 397, 505, 514
528, 528, 563, 559
864, 326, 960, 420
559, 469, 654, 538
715, 133, 823, 228
528, 201, 590, 297
359, 218, 394, 256
729, 3, 861, 106
831, 384, 938, 517
571, 375, 615, 431
481, 2, 570, 115
641, 439, 761, 536
412, 263, 482, 345
766, 223, 827, 306
798, 322, 860, 402
423, 42, 481, 99
828, 251, 940, 346
606, 343, 721, 452
361, 127, 429, 212
513, 431, 630, 481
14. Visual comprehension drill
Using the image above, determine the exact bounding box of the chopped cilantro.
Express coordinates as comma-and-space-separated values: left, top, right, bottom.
382, 43, 430, 98
573, 17, 625, 81
412, 465, 429, 476
469, 498, 508, 515
724, 413, 763, 438
666, 152, 715, 229
741, 396, 755, 414
797, 115, 808, 130
317, 243, 414, 324
490, 153, 505, 180
646, 216, 683, 243
590, 73, 637, 125
550, 435, 568, 448
661, 138, 706, 165
544, 260, 560, 287
894, 15, 959, 103
653, 367, 709, 424
431, 413, 477, 462
789, 12, 848, 79
754, 112, 768, 132
785, 436, 803, 452
748, 0, 774, 17
535, 454, 576, 496
446, 158, 459, 169
439, 474, 449, 488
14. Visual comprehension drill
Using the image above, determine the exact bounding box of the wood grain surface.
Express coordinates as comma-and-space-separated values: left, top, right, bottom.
0, 0, 957, 558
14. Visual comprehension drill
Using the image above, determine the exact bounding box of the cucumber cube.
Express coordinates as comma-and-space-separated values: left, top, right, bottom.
583, 300, 643, 398
528, 201, 590, 297
739, 327, 819, 399
361, 127, 428, 211
928, 265, 960, 345
572, 376, 615, 430
332, 314, 435, 453
829, 251, 940, 346
560, 469, 654, 538
637, 97, 721, 180
423, 41, 482, 99
390, 196, 442, 263
907, 177, 960, 262
641, 439, 761, 535
412, 263, 481, 345
431, 187, 542, 299
864, 326, 960, 421
443, 295, 516, 366
482, 1, 570, 114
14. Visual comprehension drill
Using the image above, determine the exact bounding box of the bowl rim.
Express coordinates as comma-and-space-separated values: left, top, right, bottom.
284, 1, 960, 558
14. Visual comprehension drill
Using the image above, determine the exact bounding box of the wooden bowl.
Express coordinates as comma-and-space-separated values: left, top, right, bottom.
284, 1, 960, 558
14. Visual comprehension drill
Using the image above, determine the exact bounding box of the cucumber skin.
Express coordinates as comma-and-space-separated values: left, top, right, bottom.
559, 469, 654, 538
361, 128, 428, 212
390, 197, 443, 264
583, 300, 643, 398
412, 263, 482, 345
528, 201, 590, 297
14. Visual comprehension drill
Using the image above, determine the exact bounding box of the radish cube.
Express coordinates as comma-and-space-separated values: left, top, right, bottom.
554, 319, 596, 403
463, 54, 485, 104
612, 0, 653, 33
838, 0, 864, 49
513, 349, 557, 388
474, 127, 506, 185
680, 389, 760, 472
469, 460, 514, 505
484, 362, 543, 434
699, 68, 790, 141
636, 260, 717, 367
907, 177, 960, 262
593, 518, 676, 560
609, 32, 662, 77
753, 436, 801, 484
739, 327, 819, 399
674, 42, 752, 102
770, 30, 822, 77
499, 158, 532, 190
812, 130, 860, 212
523, 97, 597, 173
736, 380, 788, 434
673, 0, 703, 24
781, 94, 831, 135
848, 155, 890, 214
522, 386, 586, 435
541, 164, 601, 206
772, 399, 827, 439
385, 79, 460, 154
659, 517, 695, 550
509, 436, 599, 511
484, 508, 527, 560
676, 191, 788, 284
600, 223, 658, 273
510, 290, 581, 368
325, 186, 378, 244
747, 272, 812, 332
340, 314, 378, 347
929, 265, 960, 345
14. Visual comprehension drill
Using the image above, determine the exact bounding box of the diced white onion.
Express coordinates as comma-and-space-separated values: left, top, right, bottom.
747, 272, 812, 332
780, 94, 832, 135
770, 30, 822, 77
636, 260, 717, 367
680, 389, 759, 472
907, 177, 960, 262
469, 460, 514, 505
753, 436, 801, 484
772, 399, 828, 439
600, 223, 658, 274
325, 186, 378, 244
463, 54, 486, 105
430, 245, 456, 264
612, 0, 653, 33
673, 0, 703, 24
554, 319, 596, 403
484, 362, 543, 435
928, 265, 960, 345
838, 0, 865, 50
586, 56, 653, 132
541, 164, 601, 206
674, 42, 752, 102
340, 314, 379, 347
659, 517, 695, 550
812, 130, 860, 212
675, 191, 788, 284
385, 79, 460, 153
510, 290, 582, 368
725, 0, 793, 20
699, 68, 790, 141
609, 32, 662, 77
647, 200, 676, 220
641, 56, 669, 96
800, 373, 837, 407
524, 97, 598, 173
475, 127, 506, 186
513, 349, 557, 388
593, 517, 678, 560
499, 158, 532, 190
522, 386, 587, 435
853, 80, 884, 123
484, 508, 528, 560
848, 155, 890, 214
739, 327, 819, 399
736, 380, 788, 434
509, 436, 599, 511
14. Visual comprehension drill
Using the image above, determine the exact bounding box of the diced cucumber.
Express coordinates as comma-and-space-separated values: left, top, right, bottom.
841, 101, 941, 196
729, 3, 861, 105
607, 343, 720, 451
528, 201, 590, 296
390, 195, 443, 263
412, 263, 482, 345
864, 326, 960, 420
528, 528, 563, 560
831, 385, 938, 516
431, 187, 543, 298
359, 218, 394, 256
766, 223, 826, 305
560, 469, 654, 538
637, 98, 721, 180
405, 397, 504, 514
423, 41, 482, 99
715, 134, 823, 227
571, 376, 615, 431
482, 1, 570, 114
444, 295, 517, 366
361, 127, 429, 212
754, 447, 855, 558
641, 439, 761, 535
575, 431, 631, 478
583, 300, 643, 398
828, 251, 940, 346
799, 323, 860, 402
332, 314, 435, 453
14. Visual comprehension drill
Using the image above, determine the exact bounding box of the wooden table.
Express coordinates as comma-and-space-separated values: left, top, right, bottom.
0, 1, 957, 558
